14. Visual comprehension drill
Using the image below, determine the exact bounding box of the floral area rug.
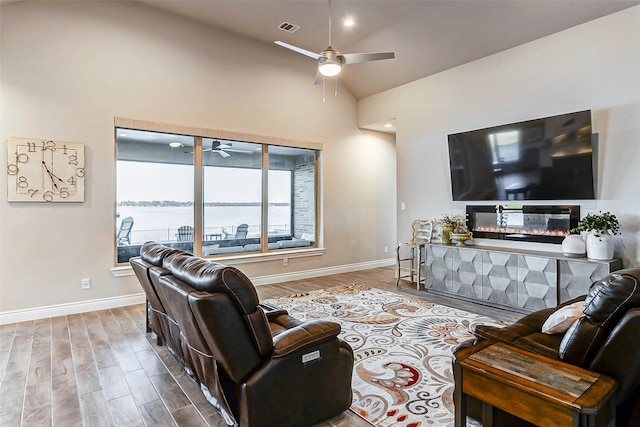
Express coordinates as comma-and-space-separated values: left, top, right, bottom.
265, 284, 507, 427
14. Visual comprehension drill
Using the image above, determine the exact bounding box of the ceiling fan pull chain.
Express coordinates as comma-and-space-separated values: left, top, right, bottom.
334, 76, 338, 97
323, 75, 326, 103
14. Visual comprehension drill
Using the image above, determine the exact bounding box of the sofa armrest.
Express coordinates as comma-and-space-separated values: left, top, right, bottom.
265, 309, 289, 321
272, 320, 341, 357
589, 308, 640, 404
258, 302, 289, 321
473, 295, 586, 344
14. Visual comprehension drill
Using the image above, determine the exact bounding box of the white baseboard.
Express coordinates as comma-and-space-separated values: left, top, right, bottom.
0, 293, 146, 325
251, 258, 395, 285
1, 258, 395, 325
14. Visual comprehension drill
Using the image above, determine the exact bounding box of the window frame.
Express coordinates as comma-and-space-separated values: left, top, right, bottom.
113, 117, 323, 267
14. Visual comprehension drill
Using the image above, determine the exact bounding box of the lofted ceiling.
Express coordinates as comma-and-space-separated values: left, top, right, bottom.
2, 0, 638, 132
130, 0, 639, 100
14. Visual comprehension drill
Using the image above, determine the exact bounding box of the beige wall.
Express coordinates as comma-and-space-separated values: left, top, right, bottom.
360, 6, 640, 267
0, 1, 397, 314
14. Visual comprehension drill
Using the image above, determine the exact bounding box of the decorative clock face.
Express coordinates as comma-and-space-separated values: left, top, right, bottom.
6, 137, 85, 202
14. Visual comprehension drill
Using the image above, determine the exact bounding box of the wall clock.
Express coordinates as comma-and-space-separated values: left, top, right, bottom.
6, 137, 85, 202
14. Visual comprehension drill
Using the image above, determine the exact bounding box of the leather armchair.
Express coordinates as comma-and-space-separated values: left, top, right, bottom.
130, 242, 354, 427
457, 267, 640, 427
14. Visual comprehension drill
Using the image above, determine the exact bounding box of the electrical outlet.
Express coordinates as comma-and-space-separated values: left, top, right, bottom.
401, 202, 406, 211
384, 246, 388, 253
81, 278, 91, 289
283, 258, 289, 267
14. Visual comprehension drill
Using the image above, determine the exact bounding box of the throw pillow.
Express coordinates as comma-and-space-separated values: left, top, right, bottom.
541, 301, 585, 334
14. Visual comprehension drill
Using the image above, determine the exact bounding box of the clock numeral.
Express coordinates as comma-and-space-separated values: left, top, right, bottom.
17, 176, 28, 188
67, 176, 77, 186
68, 155, 78, 166
27, 142, 37, 152
43, 191, 54, 202
7, 164, 19, 175
16, 153, 29, 163
59, 187, 70, 198
28, 189, 39, 198
76, 167, 85, 178
41, 140, 56, 151
61, 145, 68, 155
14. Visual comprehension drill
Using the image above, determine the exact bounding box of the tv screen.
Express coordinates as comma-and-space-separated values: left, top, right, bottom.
448, 110, 595, 201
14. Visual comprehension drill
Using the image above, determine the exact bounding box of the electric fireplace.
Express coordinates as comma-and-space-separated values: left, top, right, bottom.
466, 205, 580, 244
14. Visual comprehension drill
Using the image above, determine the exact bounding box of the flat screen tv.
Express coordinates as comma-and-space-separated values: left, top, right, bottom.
447, 110, 596, 201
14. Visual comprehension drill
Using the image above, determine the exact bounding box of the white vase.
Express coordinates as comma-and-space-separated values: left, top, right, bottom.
586, 232, 614, 260
562, 235, 586, 258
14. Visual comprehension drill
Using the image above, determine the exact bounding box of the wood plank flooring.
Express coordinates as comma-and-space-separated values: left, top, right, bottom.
0, 266, 521, 426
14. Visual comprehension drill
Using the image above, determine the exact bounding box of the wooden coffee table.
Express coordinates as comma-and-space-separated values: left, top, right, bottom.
454, 340, 617, 427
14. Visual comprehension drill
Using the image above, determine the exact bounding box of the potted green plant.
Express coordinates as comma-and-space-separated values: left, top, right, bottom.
571, 211, 620, 260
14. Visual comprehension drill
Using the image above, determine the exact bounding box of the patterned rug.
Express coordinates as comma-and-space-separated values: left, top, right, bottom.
265, 284, 507, 427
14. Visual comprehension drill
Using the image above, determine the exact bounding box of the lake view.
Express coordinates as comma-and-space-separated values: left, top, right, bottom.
117, 205, 291, 243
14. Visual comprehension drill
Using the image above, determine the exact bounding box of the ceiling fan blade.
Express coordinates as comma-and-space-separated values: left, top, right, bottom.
275, 41, 321, 60
313, 71, 323, 85
217, 150, 231, 158
342, 52, 395, 65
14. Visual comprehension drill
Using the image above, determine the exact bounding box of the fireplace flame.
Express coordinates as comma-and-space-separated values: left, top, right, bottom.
473, 226, 569, 237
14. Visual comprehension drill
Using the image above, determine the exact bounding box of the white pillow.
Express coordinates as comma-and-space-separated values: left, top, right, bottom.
541, 301, 585, 334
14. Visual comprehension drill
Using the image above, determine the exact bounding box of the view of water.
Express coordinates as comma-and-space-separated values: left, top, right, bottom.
117, 205, 291, 243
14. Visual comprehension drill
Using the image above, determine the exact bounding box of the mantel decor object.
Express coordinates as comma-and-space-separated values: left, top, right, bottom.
450, 231, 473, 246
435, 213, 468, 245
571, 211, 620, 260
562, 235, 586, 258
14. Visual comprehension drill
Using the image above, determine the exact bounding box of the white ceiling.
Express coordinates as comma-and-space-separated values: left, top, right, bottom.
130, 0, 639, 99
2, 0, 638, 100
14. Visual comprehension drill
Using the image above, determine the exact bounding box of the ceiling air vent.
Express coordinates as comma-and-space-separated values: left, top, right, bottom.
278, 22, 300, 33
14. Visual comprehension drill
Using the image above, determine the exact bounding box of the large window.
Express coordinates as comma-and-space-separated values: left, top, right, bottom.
115, 124, 319, 264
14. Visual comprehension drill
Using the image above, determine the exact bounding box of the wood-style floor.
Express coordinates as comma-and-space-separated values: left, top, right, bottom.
0, 266, 521, 427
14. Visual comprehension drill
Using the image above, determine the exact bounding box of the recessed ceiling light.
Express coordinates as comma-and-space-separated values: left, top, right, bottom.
344, 18, 354, 27
384, 123, 393, 128
169, 142, 183, 148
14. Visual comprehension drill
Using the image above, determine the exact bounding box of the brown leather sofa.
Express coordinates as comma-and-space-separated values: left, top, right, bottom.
455, 267, 640, 427
130, 242, 354, 427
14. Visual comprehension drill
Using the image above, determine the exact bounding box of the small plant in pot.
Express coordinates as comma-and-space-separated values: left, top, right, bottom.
571, 211, 620, 260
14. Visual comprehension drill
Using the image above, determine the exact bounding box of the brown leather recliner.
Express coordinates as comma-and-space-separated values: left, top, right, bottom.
456, 267, 640, 427
130, 242, 354, 427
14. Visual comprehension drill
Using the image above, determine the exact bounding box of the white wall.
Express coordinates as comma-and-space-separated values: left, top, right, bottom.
0, 1, 397, 315
359, 6, 640, 267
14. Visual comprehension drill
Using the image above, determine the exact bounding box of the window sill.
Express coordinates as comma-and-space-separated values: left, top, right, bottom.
111, 247, 326, 277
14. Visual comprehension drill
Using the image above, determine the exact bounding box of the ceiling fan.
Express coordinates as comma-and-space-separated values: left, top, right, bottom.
205, 140, 231, 158
275, 0, 395, 84
185, 139, 231, 159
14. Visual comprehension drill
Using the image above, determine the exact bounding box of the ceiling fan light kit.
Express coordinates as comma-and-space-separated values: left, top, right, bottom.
318, 51, 343, 76
318, 62, 341, 77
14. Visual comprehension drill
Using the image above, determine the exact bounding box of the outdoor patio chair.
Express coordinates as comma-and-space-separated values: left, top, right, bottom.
223, 223, 249, 239
175, 225, 194, 241
117, 216, 134, 245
